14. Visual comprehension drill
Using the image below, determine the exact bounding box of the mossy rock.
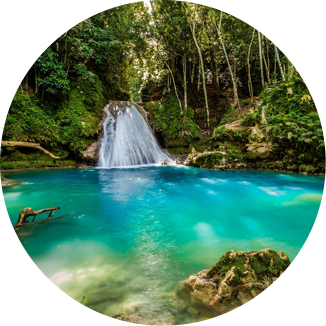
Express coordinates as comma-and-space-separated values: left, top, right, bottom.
299, 164, 316, 173
166, 138, 189, 148
141, 101, 160, 118
207, 250, 247, 285
169, 147, 189, 154
194, 152, 223, 169
208, 248, 290, 283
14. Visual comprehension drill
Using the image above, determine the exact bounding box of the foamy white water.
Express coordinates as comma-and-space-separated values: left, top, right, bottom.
98, 101, 175, 168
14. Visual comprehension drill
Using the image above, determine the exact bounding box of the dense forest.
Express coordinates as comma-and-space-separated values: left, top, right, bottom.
1, 0, 324, 173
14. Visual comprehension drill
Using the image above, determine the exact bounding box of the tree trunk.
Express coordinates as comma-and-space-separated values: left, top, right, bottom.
24, 73, 29, 94
275, 45, 286, 81
247, 28, 255, 102
191, 57, 195, 84
233, 58, 241, 113
197, 64, 201, 91
258, 32, 265, 88
266, 37, 271, 80
262, 38, 271, 84
165, 62, 182, 111
41, 88, 45, 101
35, 70, 39, 96
216, 12, 240, 108
191, 21, 209, 128
1, 141, 60, 159
183, 53, 187, 109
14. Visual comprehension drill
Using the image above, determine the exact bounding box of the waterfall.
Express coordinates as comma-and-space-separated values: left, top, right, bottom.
98, 101, 175, 168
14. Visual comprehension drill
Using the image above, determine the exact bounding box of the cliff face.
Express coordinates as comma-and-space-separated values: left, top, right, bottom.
177, 248, 290, 315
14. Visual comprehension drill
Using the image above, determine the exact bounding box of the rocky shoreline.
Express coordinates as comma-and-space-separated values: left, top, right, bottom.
111, 248, 291, 325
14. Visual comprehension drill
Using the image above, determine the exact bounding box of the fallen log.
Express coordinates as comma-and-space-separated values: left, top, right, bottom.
1, 141, 60, 159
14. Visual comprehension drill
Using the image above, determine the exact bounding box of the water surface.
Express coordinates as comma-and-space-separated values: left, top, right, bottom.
2, 167, 324, 324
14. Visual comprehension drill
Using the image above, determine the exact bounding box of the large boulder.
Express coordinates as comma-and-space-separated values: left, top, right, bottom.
177, 248, 290, 315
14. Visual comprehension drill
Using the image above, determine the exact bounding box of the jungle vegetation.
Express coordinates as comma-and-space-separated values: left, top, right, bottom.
1, 0, 324, 171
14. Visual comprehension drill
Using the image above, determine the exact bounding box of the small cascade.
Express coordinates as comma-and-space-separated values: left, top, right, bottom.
98, 101, 175, 168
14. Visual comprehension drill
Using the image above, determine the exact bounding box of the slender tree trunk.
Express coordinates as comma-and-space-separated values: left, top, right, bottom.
24, 73, 29, 94
266, 37, 270, 80
41, 88, 45, 101
203, 20, 219, 94
190, 21, 209, 128
216, 12, 240, 108
258, 32, 265, 88
183, 53, 187, 109
275, 45, 285, 81
233, 59, 239, 112
165, 62, 182, 111
262, 38, 271, 84
197, 64, 201, 91
247, 28, 255, 102
35, 70, 39, 96
191, 57, 195, 84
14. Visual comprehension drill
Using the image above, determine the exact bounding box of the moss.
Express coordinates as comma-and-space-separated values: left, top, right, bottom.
207, 251, 247, 285
141, 101, 160, 118
51, 145, 70, 160
169, 147, 189, 154
167, 138, 189, 148
0, 159, 77, 170
299, 164, 316, 173
251, 250, 290, 279
195, 152, 223, 168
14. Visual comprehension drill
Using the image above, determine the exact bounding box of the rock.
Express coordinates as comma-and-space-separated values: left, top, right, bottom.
287, 164, 299, 171
185, 151, 226, 169
299, 164, 316, 174
80, 141, 102, 165
250, 123, 266, 142
177, 248, 290, 315
246, 141, 273, 159
112, 313, 172, 325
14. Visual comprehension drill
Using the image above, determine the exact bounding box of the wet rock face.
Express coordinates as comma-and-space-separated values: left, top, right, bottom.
177, 248, 290, 315
80, 140, 102, 165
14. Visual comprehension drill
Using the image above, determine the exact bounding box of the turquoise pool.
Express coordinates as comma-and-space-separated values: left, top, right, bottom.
2, 167, 324, 323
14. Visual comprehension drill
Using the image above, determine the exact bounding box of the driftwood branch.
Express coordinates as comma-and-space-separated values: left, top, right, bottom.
1, 141, 60, 159
9, 205, 75, 238
14, 206, 60, 230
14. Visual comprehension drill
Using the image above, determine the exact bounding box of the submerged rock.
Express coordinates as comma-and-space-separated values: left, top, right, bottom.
112, 313, 172, 325
177, 248, 290, 315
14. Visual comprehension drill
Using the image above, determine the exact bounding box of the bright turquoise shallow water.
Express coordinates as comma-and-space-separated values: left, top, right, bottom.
2, 167, 324, 323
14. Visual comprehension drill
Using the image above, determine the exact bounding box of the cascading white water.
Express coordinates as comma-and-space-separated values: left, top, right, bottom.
98, 101, 175, 168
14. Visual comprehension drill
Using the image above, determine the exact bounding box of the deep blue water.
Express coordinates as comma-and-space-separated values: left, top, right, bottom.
2, 167, 324, 323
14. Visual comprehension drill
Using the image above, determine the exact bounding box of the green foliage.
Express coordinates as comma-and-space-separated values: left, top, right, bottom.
3, 93, 59, 145
240, 107, 262, 127
225, 147, 247, 163
156, 93, 182, 139
181, 107, 200, 141
4, 73, 106, 153
82, 295, 90, 306
219, 109, 238, 125
35, 49, 70, 94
